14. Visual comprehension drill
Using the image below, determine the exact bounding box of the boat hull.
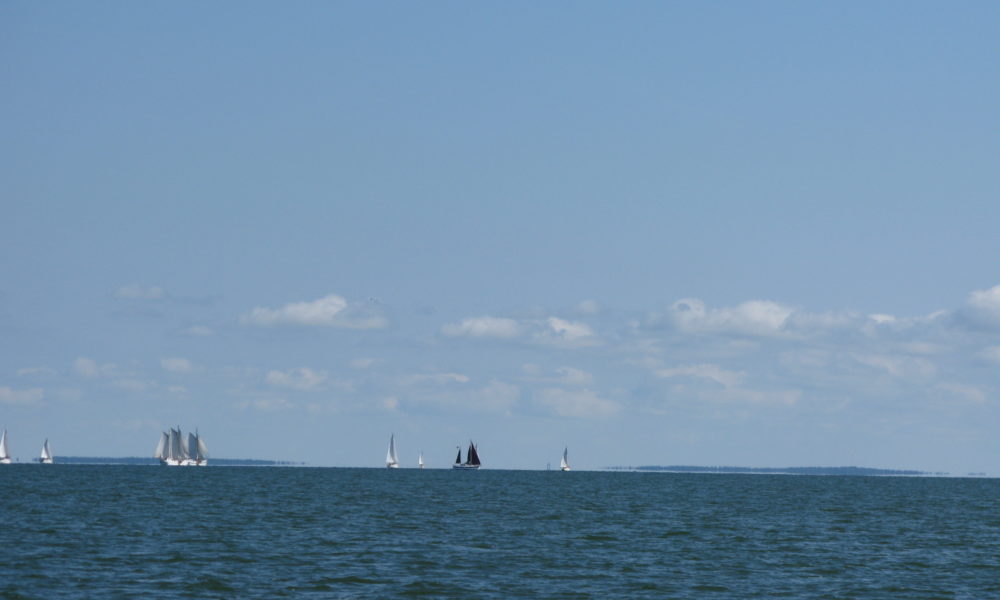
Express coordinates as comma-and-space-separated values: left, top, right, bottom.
0, 458, 11, 465
452, 464, 480, 470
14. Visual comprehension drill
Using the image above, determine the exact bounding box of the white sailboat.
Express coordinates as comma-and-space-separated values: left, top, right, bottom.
155, 427, 207, 466
386, 434, 399, 468
39, 439, 53, 464
418, 451, 424, 469
0, 430, 10, 464
560, 446, 571, 471
452, 440, 481, 470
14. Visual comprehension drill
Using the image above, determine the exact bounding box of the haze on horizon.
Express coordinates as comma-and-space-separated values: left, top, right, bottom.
3, 2, 1000, 474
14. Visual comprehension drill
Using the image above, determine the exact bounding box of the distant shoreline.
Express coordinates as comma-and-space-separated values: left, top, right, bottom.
48, 456, 303, 466
606, 465, 946, 476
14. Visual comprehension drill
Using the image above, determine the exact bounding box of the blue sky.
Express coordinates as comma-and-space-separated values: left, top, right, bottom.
3, 2, 1000, 472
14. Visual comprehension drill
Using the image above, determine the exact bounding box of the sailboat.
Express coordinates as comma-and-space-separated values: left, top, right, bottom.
0, 430, 10, 464
39, 439, 53, 464
418, 451, 424, 469
155, 427, 207, 466
452, 440, 481, 470
386, 434, 399, 468
188, 430, 208, 466
560, 446, 570, 471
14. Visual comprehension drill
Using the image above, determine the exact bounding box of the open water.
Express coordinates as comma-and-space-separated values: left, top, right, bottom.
2, 466, 1000, 599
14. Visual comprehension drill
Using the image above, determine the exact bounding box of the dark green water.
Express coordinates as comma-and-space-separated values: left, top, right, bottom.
2, 466, 999, 598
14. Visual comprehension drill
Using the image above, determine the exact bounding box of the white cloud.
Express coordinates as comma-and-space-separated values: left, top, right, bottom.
266, 368, 328, 391
160, 357, 193, 373
536, 317, 598, 347
962, 284, 1000, 328
115, 284, 166, 300
442, 316, 521, 339
553, 367, 594, 386
670, 298, 795, 336
242, 293, 387, 329
536, 388, 619, 418
656, 364, 745, 388
0, 387, 44, 405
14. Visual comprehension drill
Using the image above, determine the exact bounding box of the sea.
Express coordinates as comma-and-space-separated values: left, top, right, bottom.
2, 466, 999, 599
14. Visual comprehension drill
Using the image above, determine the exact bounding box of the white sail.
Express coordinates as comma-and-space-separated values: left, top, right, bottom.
197, 434, 209, 465
386, 434, 399, 468
418, 452, 424, 469
0, 430, 10, 464
178, 428, 191, 460
154, 432, 168, 460
40, 439, 53, 464
560, 447, 570, 471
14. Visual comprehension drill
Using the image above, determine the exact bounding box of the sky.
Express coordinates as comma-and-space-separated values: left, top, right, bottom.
3, 2, 1000, 472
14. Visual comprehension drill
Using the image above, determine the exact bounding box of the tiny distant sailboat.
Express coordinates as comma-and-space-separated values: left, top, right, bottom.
386, 434, 399, 468
39, 439, 53, 464
560, 446, 571, 471
452, 440, 481, 470
0, 430, 11, 464
418, 451, 424, 469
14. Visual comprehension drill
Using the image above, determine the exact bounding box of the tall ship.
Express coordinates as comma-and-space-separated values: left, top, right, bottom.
155, 427, 208, 466
386, 434, 399, 468
452, 440, 481, 470
0, 430, 10, 464
39, 439, 53, 464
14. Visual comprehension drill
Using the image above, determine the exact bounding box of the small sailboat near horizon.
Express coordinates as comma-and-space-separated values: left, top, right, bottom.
418, 451, 424, 469
386, 434, 399, 468
453, 440, 481, 470
0, 430, 11, 464
39, 439, 53, 464
155, 427, 208, 466
560, 446, 570, 471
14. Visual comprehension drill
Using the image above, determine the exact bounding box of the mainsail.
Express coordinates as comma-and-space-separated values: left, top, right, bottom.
0, 430, 10, 464
418, 452, 424, 469
40, 439, 53, 464
466, 441, 481, 466
386, 434, 399, 468
560, 447, 570, 471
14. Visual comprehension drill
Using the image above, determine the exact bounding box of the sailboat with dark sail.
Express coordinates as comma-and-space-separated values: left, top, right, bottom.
452, 440, 481, 470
